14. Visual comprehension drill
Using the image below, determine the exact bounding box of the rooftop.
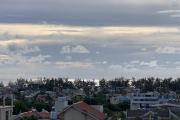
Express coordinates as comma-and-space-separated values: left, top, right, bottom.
62, 101, 106, 120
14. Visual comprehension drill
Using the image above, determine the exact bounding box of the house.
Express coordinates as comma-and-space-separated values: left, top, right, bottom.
0, 106, 13, 120
130, 92, 160, 110
110, 95, 130, 104
126, 109, 170, 120
151, 100, 180, 119
126, 100, 180, 120
17, 110, 50, 120
0, 95, 13, 120
60, 101, 106, 120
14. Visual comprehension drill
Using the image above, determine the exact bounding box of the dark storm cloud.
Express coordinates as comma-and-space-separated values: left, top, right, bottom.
0, 0, 179, 26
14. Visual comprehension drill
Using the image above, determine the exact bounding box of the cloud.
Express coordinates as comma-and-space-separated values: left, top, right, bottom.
60, 45, 90, 54
131, 60, 140, 64
0, 54, 51, 66
0, 43, 42, 66
140, 61, 158, 68
157, 10, 180, 14
141, 48, 147, 52
0, 39, 27, 46
0, 24, 179, 39
0, 24, 180, 80
155, 46, 180, 54
28, 54, 51, 63
60, 45, 71, 54
21, 46, 40, 54
170, 14, 180, 18
0, 54, 10, 60
157, 9, 180, 18
8, 45, 41, 54
96, 61, 108, 65
0, 44, 41, 55
71, 45, 90, 53
109, 64, 123, 69
0, 44, 47, 66
109, 64, 138, 71
56, 61, 93, 69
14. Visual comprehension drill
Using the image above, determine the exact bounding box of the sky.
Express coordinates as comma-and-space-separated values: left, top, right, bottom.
1, 0, 180, 82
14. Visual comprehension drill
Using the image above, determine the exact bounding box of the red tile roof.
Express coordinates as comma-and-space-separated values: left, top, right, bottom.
64, 101, 106, 120
20, 111, 34, 118
38, 112, 50, 119
20, 111, 50, 119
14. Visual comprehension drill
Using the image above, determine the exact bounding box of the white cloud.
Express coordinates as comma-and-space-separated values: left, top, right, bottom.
155, 46, 180, 54
157, 10, 180, 14
0, 45, 42, 65
28, 54, 51, 63
0, 41, 41, 55
141, 48, 147, 52
56, 61, 93, 69
109, 64, 138, 71
60, 45, 71, 54
157, 9, 180, 18
102, 61, 108, 64
0, 53, 51, 66
96, 51, 100, 54
140, 61, 158, 68
0, 24, 179, 40
21, 46, 41, 54
60, 45, 90, 54
96, 61, 108, 65
170, 14, 180, 18
0, 54, 10, 60
109, 64, 123, 69
131, 60, 140, 64
71, 45, 90, 53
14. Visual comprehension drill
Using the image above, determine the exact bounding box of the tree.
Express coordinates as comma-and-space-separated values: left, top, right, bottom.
20, 115, 38, 120
99, 78, 109, 93
0, 81, 4, 88
14, 100, 28, 114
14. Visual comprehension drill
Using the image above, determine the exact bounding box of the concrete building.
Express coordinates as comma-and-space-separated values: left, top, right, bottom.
0, 95, 13, 120
110, 95, 130, 104
126, 109, 171, 120
54, 97, 68, 113
126, 101, 180, 120
130, 92, 160, 110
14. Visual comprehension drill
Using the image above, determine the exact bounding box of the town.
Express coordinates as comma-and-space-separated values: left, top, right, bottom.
0, 77, 180, 120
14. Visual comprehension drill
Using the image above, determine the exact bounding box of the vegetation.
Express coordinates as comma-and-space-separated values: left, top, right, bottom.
20, 116, 38, 120
0, 76, 179, 119
5, 77, 180, 94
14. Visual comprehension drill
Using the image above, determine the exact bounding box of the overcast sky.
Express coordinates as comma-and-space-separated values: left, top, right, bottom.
1, 0, 180, 82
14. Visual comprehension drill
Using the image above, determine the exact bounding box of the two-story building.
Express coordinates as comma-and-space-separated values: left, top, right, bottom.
0, 95, 13, 120
130, 92, 160, 110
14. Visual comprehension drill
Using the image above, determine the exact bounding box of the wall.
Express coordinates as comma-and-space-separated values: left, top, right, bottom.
0, 106, 13, 120
63, 107, 95, 120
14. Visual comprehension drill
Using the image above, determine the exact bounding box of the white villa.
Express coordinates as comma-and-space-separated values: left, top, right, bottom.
0, 95, 13, 120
